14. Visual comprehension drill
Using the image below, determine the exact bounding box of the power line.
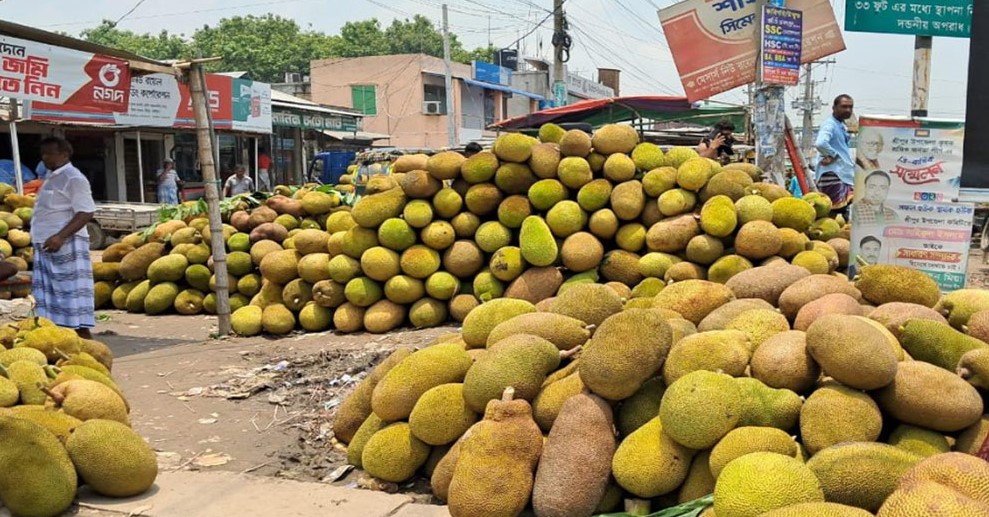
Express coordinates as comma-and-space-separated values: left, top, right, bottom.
113, 0, 150, 26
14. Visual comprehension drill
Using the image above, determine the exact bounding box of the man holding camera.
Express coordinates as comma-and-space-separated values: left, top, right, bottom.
697, 119, 737, 164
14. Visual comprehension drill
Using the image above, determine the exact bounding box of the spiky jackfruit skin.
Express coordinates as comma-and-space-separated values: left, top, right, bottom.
678, 449, 716, 503
855, 264, 940, 308
653, 280, 735, 325
0, 416, 78, 517
5, 406, 81, 443
0, 376, 17, 407
67, 419, 158, 498
580, 309, 672, 401
734, 377, 801, 431
550, 283, 624, 327
896, 452, 989, 505
899, 319, 988, 371
700, 195, 738, 237
592, 124, 639, 155
487, 312, 589, 351
461, 298, 537, 348
878, 479, 989, 517
771, 198, 816, 232
800, 382, 881, 455
447, 397, 543, 517
762, 502, 874, 517
532, 371, 585, 432
725, 309, 790, 352
632, 142, 666, 171
709, 426, 798, 479
519, 216, 558, 267
805, 314, 897, 390
617, 377, 665, 437
5, 360, 48, 405
463, 335, 561, 413
874, 360, 983, 433
538, 123, 566, 144
888, 424, 951, 457
408, 384, 478, 446
807, 442, 923, 512
936, 289, 989, 330
612, 417, 695, 498
660, 370, 742, 450
16, 325, 81, 362
532, 394, 615, 517
461, 151, 499, 183
371, 343, 473, 422
333, 347, 413, 444
361, 422, 431, 483
714, 452, 824, 517
430, 437, 463, 501
493, 132, 537, 163
231, 305, 263, 336
662, 330, 750, 385
346, 413, 385, 467
677, 158, 713, 191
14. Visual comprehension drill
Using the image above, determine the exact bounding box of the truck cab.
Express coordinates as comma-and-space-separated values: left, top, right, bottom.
308, 151, 356, 185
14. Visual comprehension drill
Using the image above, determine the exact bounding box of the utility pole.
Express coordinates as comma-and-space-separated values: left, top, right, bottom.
552, 0, 567, 107
187, 61, 231, 336
442, 4, 457, 148
793, 60, 834, 154
753, 0, 788, 186
911, 35, 932, 117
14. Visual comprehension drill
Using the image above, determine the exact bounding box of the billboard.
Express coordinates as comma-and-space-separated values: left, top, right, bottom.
28, 73, 272, 134
0, 34, 130, 111
657, 0, 845, 102
845, 0, 972, 38
760, 6, 803, 86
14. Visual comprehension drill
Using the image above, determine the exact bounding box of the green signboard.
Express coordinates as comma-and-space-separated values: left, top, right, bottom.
845, 0, 972, 38
273, 109, 359, 132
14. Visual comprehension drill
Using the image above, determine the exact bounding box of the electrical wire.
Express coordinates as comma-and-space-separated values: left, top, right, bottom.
113, 0, 150, 26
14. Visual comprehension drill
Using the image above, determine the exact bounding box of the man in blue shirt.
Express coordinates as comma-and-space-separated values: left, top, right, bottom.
815, 94, 855, 217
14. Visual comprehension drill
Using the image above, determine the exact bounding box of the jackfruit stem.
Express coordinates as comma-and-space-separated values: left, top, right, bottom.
0, 363, 7, 378
958, 367, 972, 380
53, 348, 72, 361
854, 255, 869, 267
559, 345, 582, 360
37, 384, 64, 406
624, 498, 651, 515
501, 387, 515, 401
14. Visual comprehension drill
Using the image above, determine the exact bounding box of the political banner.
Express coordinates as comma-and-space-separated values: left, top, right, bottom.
0, 34, 130, 112
657, 0, 845, 102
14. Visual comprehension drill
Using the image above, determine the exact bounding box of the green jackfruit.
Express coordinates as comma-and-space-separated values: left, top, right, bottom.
531, 371, 585, 432
808, 442, 922, 512
750, 330, 819, 393
546, 200, 587, 237
528, 179, 569, 211
700, 195, 738, 237
734, 377, 801, 431
488, 312, 590, 351
875, 360, 983, 433
616, 377, 665, 437
772, 198, 816, 231
0, 416, 78, 517
709, 426, 799, 478
658, 188, 697, 216
529, 143, 562, 179
559, 129, 592, 157
806, 314, 897, 390
371, 342, 473, 422
800, 382, 882, 454
519, 216, 558, 267
67, 419, 158, 498
663, 330, 750, 385
461, 151, 499, 183
47, 379, 129, 425
362, 422, 431, 483
551, 283, 623, 327
463, 334, 561, 412
4, 360, 47, 405
495, 162, 537, 195
346, 413, 386, 467
493, 132, 537, 163
16, 325, 81, 362
888, 424, 950, 457
558, 157, 593, 189
900, 319, 988, 371
611, 180, 646, 220
632, 142, 666, 171
143, 282, 179, 315
592, 124, 639, 154
576, 179, 613, 212
677, 158, 712, 191
118, 242, 166, 281
679, 450, 716, 504
538, 123, 565, 144
409, 383, 478, 446
936, 289, 989, 329
603, 153, 636, 182
653, 280, 735, 325
646, 214, 700, 254
660, 370, 742, 449
261, 303, 296, 335
714, 452, 824, 517
447, 393, 543, 517
612, 416, 695, 498
855, 264, 940, 308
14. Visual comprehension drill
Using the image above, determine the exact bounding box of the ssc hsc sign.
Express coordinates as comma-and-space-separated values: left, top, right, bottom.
761, 6, 804, 86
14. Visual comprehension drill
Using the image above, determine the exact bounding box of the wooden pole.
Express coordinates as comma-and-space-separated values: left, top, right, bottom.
8, 100, 23, 194
188, 63, 231, 335
136, 130, 145, 203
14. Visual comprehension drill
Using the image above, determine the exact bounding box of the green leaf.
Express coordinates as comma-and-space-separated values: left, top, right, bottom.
595, 495, 714, 517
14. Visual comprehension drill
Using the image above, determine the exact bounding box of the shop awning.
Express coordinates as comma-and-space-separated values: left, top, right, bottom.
461, 78, 546, 101
492, 96, 746, 130
322, 130, 391, 141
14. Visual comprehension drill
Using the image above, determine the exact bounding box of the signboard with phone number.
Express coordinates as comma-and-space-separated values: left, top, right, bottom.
761, 6, 804, 86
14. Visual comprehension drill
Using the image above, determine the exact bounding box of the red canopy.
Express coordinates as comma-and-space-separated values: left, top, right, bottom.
492, 96, 695, 130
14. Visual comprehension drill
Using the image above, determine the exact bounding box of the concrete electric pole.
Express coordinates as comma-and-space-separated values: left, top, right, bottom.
792, 60, 834, 154
552, 0, 567, 107
442, 4, 457, 148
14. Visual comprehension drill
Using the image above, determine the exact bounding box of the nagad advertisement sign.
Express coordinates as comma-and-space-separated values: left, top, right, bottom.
854, 116, 964, 205
850, 200, 973, 292
0, 34, 130, 112
845, 0, 972, 38
28, 73, 272, 134
658, 0, 845, 102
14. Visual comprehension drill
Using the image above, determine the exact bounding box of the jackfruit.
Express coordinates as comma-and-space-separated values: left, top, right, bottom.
888, 424, 951, 457
612, 416, 695, 498
808, 442, 922, 512
533, 393, 615, 517
677, 158, 713, 191
473, 270, 505, 303
709, 426, 799, 478
734, 377, 801, 431
426, 151, 466, 180
298, 302, 333, 331
551, 283, 623, 327
936, 289, 989, 330
875, 360, 983, 432
447, 391, 543, 517
749, 331, 819, 393
560, 232, 604, 273
559, 129, 593, 157
496, 196, 532, 230
806, 314, 897, 390
557, 157, 593, 189
518, 216, 558, 267
654, 280, 735, 325
360, 422, 431, 483
531, 371, 584, 432
118, 242, 166, 280
528, 179, 569, 211
896, 452, 989, 505
449, 294, 480, 322
333, 303, 366, 333
503, 266, 563, 304
463, 334, 560, 412
461, 151, 499, 183
660, 370, 742, 449
855, 264, 940, 307
362, 300, 405, 334
538, 123, 566, 144
398, 245, 441, 279
771, 198, 816, 231
403, 199, 434, 228
588, 208, 619, 240
714, 452, 824, 517
900, 319, 987, 371
800, 381, 882, 454
16, 325, 81, 362
344, 277, 383, 308
371, 342, 473, 422
495, 162, 537, 195
529, 142, 562, 179
793, 293, 863, 331
602, 153, 635, 182
579, 309, 671, 401
259, 249, 300, 285
663, 330, 750, 385
878, 478, 989, 516
400, 169, 442, 198
778, 274, 862, 320
657, 188, 697, 217
46, 379, 129, 425
494, 132, 537, 163
868, 302, 946, 338
646, 214, 700, 253
67, 419, 158, 497
610, 180, 645, 220
231, 305, 263, 336
0, 416, 78, 517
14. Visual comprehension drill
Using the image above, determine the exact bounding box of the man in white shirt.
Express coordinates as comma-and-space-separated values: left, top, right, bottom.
31, 137, 97, 338
223, 165, 254, 198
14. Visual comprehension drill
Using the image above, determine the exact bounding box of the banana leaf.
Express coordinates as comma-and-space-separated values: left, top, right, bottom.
596, 495, 714, 517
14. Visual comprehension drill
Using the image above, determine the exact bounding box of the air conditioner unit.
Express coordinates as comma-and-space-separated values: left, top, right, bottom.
284, 72, 303, 83
423, 101, 443, 115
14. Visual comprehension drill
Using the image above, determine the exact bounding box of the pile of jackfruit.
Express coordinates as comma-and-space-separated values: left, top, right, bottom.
0, 317, 158, 517
331, 269, 989, 517
93, 122, 855, 337
0, 183, 36, 298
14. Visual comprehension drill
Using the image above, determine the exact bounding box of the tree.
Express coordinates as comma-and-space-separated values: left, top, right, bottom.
80, 20, 190, 61
335, 19, 390, 58
191, 14, 340, 82
454, 44, 498, 65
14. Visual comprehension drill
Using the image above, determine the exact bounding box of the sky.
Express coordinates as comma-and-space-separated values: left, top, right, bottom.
0, 0, 972, 122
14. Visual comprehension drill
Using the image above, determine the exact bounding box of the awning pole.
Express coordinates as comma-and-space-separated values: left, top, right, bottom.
8, 100, 23, 194
254, 137, 259, 188
136, 130, 145, 203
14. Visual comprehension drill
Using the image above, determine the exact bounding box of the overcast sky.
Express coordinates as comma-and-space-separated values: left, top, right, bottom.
1, 0, 971, 121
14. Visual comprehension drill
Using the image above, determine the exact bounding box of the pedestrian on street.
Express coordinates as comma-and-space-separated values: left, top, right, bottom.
223, 165, 255, 198
258, 148, 272, 191
156, 158, 180, 205
814, 94, 856, 217
30, 136, 97, 339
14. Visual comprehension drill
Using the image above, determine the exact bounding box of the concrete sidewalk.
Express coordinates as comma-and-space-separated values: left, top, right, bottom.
77, 470, 451, 517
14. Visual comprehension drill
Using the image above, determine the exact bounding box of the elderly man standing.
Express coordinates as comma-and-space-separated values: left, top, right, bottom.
814, 94, 856, 217
31, 136, 97, 339
223, 165, 254, 198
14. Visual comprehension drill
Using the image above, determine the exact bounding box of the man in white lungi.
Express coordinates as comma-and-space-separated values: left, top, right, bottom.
31, 137, 97, 339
